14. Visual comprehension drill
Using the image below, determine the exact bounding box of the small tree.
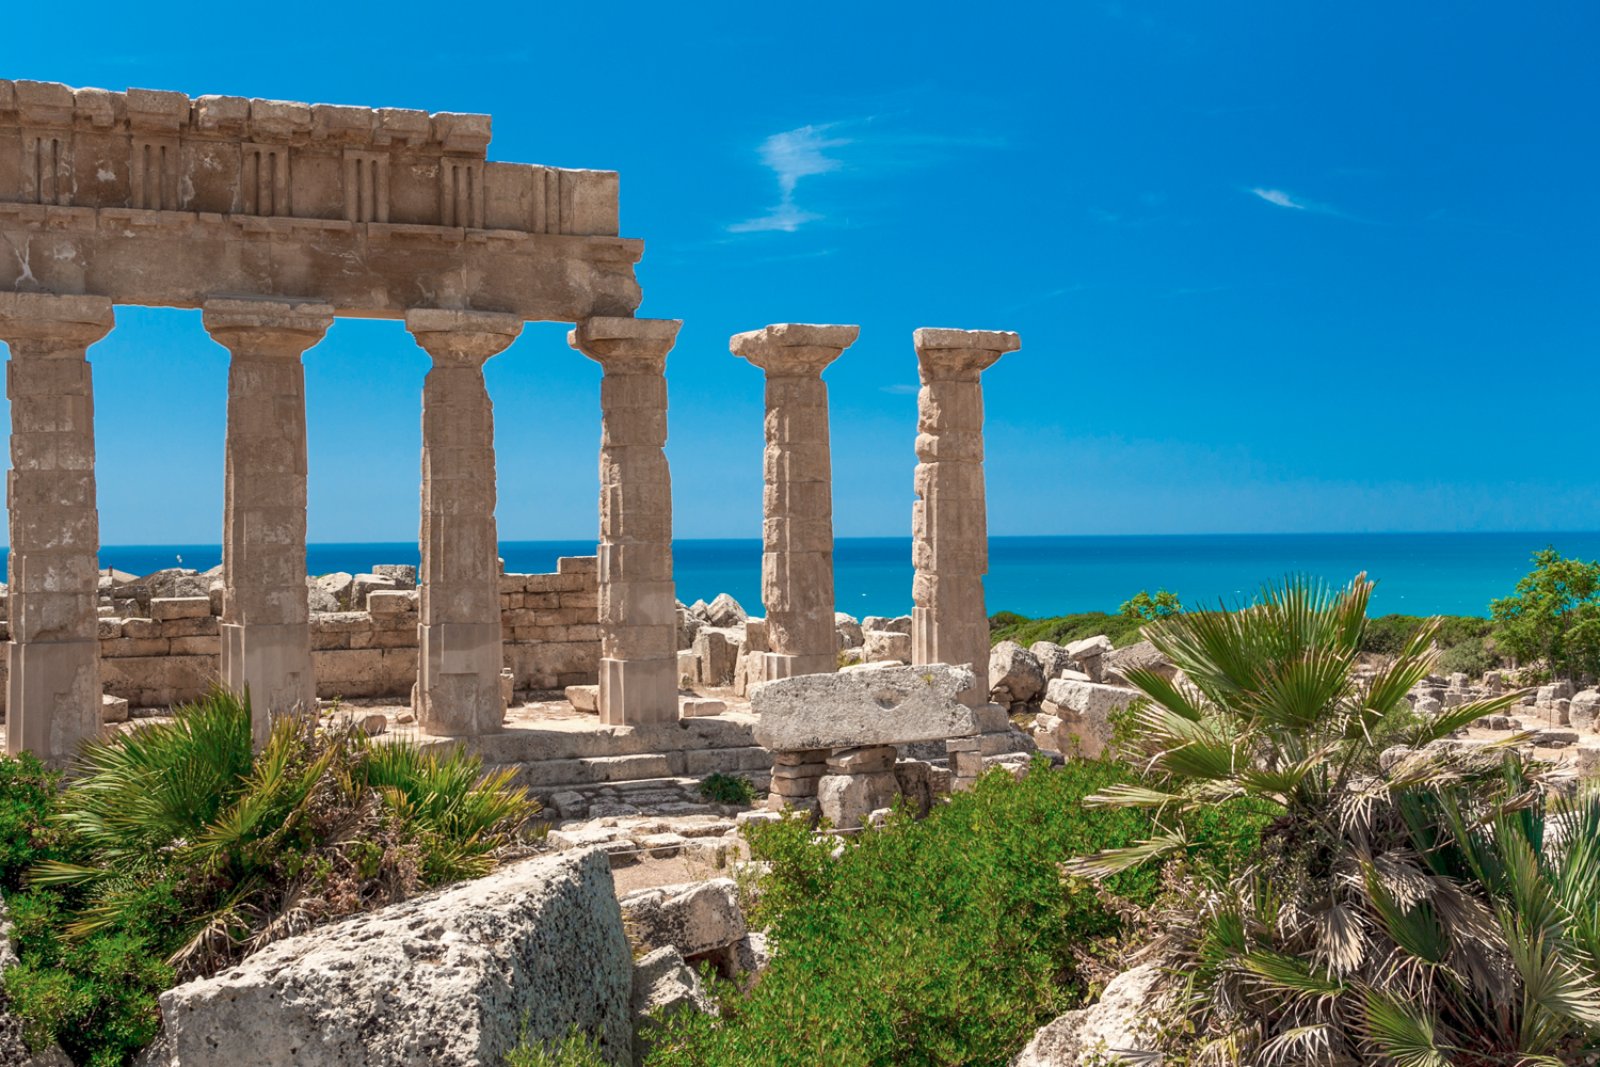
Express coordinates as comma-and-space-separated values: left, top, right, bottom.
1118, 588, 1182, 621
1490, 548, 1600, 681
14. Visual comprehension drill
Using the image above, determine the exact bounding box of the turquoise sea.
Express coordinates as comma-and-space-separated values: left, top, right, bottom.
46, 532, 1600, 620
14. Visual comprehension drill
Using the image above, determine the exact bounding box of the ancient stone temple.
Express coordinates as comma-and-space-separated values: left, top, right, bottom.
0, 80, 645, 760
0, 78, 1020, 778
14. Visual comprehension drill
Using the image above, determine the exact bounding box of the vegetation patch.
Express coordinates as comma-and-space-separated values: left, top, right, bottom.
697, 773, 757, 807
646, 758, 1263, 1067
1, 690, 536, 1067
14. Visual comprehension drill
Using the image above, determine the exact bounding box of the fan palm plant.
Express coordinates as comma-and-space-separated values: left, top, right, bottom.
1066, 574, 1600, 1065
30, 689, 536, 978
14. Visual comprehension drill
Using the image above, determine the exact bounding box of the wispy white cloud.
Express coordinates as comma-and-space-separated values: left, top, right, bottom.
729, 118, 1005, 234
1250, 187, 1307, 210
880, 383, 920, 396
730, 124, 850, 233
1247, 186, 1366, 222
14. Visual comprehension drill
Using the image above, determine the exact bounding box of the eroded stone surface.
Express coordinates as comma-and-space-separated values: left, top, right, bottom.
751, 663, 979, 750
141, 851, 631, 1067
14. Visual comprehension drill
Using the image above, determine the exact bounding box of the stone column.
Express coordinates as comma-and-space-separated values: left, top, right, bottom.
203, 300, 333, 744
730, 323, 858, 680
911, 328, 1020, 706
406, 310, 524, 737
0, 293, 114, 766
569, 317, 681, 725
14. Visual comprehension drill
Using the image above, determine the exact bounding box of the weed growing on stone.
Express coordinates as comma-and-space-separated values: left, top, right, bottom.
697, 773, 757, 807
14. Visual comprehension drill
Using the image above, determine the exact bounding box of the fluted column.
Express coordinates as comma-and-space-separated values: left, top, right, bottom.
911, 328, 1020, 706
569, 317, 681, 725
0, 293, 114, 766
406, 310, 524, 737
730, 323, 858, 679
203, 300, 332, 743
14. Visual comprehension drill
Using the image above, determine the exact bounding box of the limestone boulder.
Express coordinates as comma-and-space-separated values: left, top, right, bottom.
1041, 679, 1143, 758
1101, 639, 1175, 686
818, 770, 899, 830
752, 663, 979, 750
705, 593, 747, 629
1011, 964, 1162, 1066
139, 851, 632, 1067
677, 603, 702, 651
370, 564, 417, 589
863, 629, 912, 664
630, 946, 716, 1064
620, 878, 746, 959
141, 568, 210, 601
863, 614, 913, 635
1029, 640, 1073, 680
835, 613, 864, 649
1571, 690, 1600, 732
308, 571, 353, 613
351, 572, 399, 607
990, 641, 1045, 704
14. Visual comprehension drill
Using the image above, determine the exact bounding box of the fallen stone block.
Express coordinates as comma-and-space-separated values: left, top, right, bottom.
631, 946, 716, 1064
150, 596, 211, 622
140, 851, 632, 1066
620, 878, 747, 959
566, 684, 599, 713
752, 663, 978, 751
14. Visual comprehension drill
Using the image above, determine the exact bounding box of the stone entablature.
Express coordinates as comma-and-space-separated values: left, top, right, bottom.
0, 81, 640, 320
0, 80, 618, 236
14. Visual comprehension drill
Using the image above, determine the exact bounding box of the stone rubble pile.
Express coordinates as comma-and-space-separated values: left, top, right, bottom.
675, 593, 919, 697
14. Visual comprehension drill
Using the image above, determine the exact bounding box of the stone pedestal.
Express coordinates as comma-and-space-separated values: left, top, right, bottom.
765, 748, 829, 814
0, 293, 114, 766
910, 328, 1020, 706
817, 744, 899, 829
730, 324, 858, 680
406, 310, 524, 737
946, 735, 985, 791
569, 317, 682, 725
204, 299, 333, 744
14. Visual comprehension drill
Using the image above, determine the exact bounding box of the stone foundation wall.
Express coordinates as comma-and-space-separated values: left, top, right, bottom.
0, 556, 600, 712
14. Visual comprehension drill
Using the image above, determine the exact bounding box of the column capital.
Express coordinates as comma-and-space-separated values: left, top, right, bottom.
913, 327, 1020, 382
570, 316, 681, 374
203, 299, 334, 358
0, 292, 115, 352
731, 323, 858, 377
405, 308, 524, 366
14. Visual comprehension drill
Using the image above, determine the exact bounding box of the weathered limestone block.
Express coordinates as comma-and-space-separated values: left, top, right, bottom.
989, 640, 1045, 704
619, 878, 746, 959
752, 663, 979, 751
731, 323, 858, 680
818, 769, 899, 830
1012, 964, 1162, 1067
911, 328, 1019, 706
566, 684, 600, 713
692, 628, 741, 687
570, 317, 683, 725
704, 593, 747, 630
408, 309, 523, 738
1102, 640, 1176, 686
835, 613, 864, 649
1571, 690, 1600, 732
150, 597, 211, 622
863, 629, 912, 664
140, 851, 631, 1067
631, 946, 716, 1064
1029, 641, 1073, 680
1041, 679, 1144, 758
0, 292, 114, 766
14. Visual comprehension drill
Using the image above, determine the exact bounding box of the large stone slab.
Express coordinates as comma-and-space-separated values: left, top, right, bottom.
751, 663, 979, 750
1041, 679, 1145, 758
141, 850, 632, 1067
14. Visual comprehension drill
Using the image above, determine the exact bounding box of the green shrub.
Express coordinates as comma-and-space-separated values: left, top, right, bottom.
4, 689, 537, 1066
989, 610, 1146, 650
647, 758, 1172, 1067
504, 1025, 612, 1067
0, 753, 66, 892
697, 773, 756, 807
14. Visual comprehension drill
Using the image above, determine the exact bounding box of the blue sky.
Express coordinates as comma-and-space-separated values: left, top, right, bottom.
2, 1, 1595, 543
